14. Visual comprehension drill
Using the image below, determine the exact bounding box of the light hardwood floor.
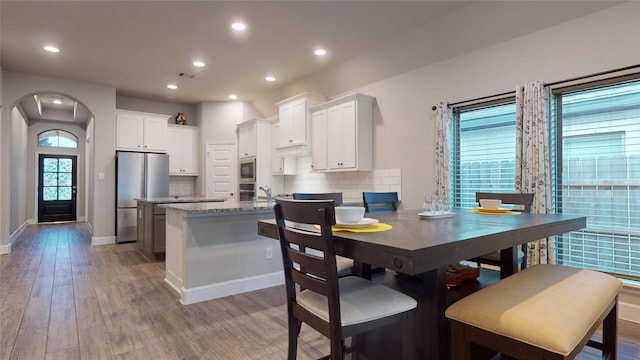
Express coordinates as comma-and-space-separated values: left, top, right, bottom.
1, 222, 639, 360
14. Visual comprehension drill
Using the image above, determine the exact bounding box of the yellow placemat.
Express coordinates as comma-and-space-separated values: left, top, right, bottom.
466, 209, 521, 215
314, 223, 393, 232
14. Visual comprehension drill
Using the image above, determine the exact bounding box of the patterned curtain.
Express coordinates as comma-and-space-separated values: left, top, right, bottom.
434, 102, 453, 201
515, 81, 553, 266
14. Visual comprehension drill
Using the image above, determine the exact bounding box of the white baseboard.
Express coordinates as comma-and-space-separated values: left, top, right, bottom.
78, 216, 86, 221
0, 243, 10, 255
9, 221, 29, 247
178, 271, 284, 305
92, 235, 116, 246
86, 222, 93, 235
26, 218, 36, 224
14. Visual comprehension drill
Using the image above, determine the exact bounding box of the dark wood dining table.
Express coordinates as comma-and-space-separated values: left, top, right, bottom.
257, 208, 586, 359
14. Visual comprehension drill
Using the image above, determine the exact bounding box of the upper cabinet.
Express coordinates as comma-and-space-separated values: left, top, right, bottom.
167, 125, 198, 176
116, 110, 169, 152
275, 93, 325, 157
237, 122, 257, 159
310, 109, 328, 171
271, 123, 297, 175
310, 93, 374, 172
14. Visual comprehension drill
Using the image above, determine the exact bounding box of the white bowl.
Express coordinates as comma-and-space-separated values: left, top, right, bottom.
335, 206, 365, 224
479, 199, 502, 209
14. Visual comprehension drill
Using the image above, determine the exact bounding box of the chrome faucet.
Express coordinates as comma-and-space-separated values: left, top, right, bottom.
259, 185, 272, 204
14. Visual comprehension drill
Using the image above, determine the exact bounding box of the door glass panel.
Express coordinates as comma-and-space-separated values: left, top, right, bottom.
59, 158, 72, 172
44, 187, 58, 201
58, 173, 72, 186
44, 173, 58, 186
58, 187, 72, 200
44, 158, 58, 172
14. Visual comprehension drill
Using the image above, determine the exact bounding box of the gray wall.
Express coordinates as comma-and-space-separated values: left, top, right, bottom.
9, 107, 28, 234
26, 121, 86, 223
2, 71, 116, 244
116, 96, 196, 126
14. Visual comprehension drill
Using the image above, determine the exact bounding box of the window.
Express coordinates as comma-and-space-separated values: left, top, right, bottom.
552, 78, 640, 279
453, 101, 517, 208
38, 129, 78, 148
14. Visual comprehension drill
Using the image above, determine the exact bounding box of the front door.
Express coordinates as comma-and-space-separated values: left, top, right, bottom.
38, 154, 77, 222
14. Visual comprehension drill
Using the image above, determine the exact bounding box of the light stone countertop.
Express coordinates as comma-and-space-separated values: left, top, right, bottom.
135, 196, 227, 204
159, 200, 274, 217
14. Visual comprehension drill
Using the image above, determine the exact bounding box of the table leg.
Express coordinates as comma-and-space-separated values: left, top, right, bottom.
420, 267, 448, 359
500, 246, 518, 279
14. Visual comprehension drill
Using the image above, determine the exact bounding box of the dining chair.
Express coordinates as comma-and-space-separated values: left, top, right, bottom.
362, 191, 398, 212
274, 198, 417, 360
472, 192, 535, 270
362, 192, 399, 274
292, 192, 351, 276
292, 192, 343, 206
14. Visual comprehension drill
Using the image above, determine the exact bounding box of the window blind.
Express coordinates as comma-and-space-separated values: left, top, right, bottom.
454, 102, 516, 208
552, 79, 640, 278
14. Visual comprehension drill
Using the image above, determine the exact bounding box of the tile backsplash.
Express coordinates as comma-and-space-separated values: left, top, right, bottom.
170, 176, 196, 196
283, 156, 401, 203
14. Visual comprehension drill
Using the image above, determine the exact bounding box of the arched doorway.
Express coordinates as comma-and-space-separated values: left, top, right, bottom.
9, 92, 94, 225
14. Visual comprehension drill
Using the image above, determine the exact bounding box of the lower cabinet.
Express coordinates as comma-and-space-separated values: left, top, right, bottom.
136, 202, 166, 261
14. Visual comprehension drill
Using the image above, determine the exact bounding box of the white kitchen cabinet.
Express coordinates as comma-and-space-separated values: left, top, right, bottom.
116, 110, 169, 152
237, 122, 256, 159
310, 93, 374, 172
310, 109, 328, 171
167, 124, 198, 175
275, 93, 325, 157
271, 124, 297, 175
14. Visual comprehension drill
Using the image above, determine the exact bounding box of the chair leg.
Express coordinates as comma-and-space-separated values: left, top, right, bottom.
402, 311, 416, 360
287, 316, 300, 360
602, 302, 618, 360
329, 338, 345, 360
450, 321, 471, 360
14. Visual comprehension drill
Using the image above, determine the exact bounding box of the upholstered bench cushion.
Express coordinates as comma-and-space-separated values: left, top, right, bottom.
297, 276, 417, 327
445, 264, 622, 356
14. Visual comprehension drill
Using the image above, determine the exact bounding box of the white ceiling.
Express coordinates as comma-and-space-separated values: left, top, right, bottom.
0, 1, 624, 124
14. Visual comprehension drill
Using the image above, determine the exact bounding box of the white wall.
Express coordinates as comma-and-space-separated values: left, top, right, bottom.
2, 71, 116, 245
194, 101, 263, 195
254, 2, 640, 210
9, 107, 28, 235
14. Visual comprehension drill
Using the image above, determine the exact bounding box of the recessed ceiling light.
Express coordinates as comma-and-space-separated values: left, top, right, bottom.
167, 84, 178, 90
193, 61, 205, 67
265, 75, 276, 82
43, 45, 60, 53
228, 94, 238, 100
53, 99, 62, 105
314, 49, 327, 56
231, 22, 247, 31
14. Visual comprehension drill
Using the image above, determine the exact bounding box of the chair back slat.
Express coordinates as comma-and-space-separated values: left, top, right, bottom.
363, 191, 398, 212
283, 227, 330, 252
475, 192, 535, 213
287, 248, 327, 279
293, 192, 344, 206
291, 268, 329, 296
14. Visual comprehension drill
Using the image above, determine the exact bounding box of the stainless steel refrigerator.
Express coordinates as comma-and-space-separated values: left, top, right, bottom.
116, 151, 169, 243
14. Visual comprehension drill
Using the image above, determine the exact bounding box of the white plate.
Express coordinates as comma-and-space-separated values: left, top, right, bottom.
335, 218, 379, 229
418, 211, 455, 219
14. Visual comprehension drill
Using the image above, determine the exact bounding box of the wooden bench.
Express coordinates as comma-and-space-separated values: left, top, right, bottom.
445, 264, 622, 360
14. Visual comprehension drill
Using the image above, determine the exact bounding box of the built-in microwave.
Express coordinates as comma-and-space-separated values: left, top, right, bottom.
239, 157, 256, 183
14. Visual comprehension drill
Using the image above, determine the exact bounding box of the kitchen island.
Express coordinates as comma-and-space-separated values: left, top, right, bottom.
135, 196, 227, 261
160, 201, 282, 305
